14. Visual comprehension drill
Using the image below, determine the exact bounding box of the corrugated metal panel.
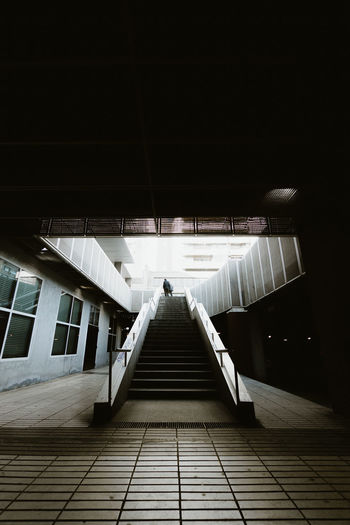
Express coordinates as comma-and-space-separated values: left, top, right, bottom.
251, 242, 264, 299
82, 240, 92, 274
229, 261, 241, 306
245, 252, 256, 303
238, 260, 248, 306
90, 242, 99, 281
222, 264, 232, 310
268, 237, 285, 288
217, 269, 224, 312
280, 236, 300, 281
59, 237, 73, 258
259, 237, 274, 294
71, 238, 84, 267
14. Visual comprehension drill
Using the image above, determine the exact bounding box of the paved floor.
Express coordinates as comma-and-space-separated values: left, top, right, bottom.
0, 369, 348, 430
0, 370, 350, 523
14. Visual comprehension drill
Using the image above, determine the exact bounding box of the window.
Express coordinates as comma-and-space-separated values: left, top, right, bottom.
89, 305, 100, 327
51, 292, 82, 356
108, 315, 118, 352
0, 258, 42, 359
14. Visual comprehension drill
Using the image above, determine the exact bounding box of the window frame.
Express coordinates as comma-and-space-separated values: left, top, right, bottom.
51, 291, 83, 357
89, 305, 100, 327
0, 260, 43, 360
107, 314, 118, 353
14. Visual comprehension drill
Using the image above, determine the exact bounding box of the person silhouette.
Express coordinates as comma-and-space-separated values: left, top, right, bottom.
163, 278, 172, 296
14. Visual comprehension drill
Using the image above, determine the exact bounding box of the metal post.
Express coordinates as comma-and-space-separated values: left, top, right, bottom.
124, 351, 127, 367
234, 363, 240, 404
108, 350, 113, 407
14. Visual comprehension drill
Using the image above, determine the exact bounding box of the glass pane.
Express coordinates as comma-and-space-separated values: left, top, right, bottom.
66, 326, 79, 354
0, 259, 19, 309
13, 271, 42, 314
108, 334, 116, 352
89, 306, 100, 326
0, 310, 10, 353
2, 314, 34, 358
51, 324, 68, 355
109, 316, 117, 334
57, 292, 72, 323
71, 298, 82, 325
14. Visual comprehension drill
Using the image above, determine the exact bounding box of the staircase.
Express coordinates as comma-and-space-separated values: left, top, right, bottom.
128, 296, 217, 399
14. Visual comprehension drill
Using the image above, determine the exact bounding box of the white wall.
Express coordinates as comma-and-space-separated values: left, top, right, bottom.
0, 240, 112, 392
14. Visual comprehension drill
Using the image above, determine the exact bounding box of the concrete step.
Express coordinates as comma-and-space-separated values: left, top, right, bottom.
136, 362, 210, 369
131, 378, 216, 389
134, 370, 213, 379
140, 350, 207, 356
138, 356, 209, 364
128, 388, 217, 399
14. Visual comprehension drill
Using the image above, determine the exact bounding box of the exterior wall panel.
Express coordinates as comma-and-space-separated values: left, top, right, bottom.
280, 236, 300, 281
259, 237, 274, 294
246, 252, 257, 303
190, 236, 304, 314
251, 242, 264, 299
229, 261, 241, 305
268, 237, 285, 288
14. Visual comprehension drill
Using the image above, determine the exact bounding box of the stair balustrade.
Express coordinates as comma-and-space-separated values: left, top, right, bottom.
93, 287, 162, 423
185, 287, 255, 420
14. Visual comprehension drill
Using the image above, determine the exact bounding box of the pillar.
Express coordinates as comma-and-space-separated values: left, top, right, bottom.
298, 224, 350, 415
226, 309, 266, 381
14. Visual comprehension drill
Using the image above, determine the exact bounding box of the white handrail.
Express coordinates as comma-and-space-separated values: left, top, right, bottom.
94, 287, 162, 419
184, 287, 254, 411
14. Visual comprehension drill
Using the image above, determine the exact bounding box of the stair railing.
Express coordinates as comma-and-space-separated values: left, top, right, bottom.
94, 286, 162, 423
185, 287, 255, 419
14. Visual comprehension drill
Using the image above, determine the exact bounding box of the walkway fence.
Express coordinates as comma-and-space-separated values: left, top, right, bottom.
190, 236, 304, 317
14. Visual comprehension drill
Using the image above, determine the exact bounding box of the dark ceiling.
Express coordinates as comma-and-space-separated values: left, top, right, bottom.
1, 4, 347, 232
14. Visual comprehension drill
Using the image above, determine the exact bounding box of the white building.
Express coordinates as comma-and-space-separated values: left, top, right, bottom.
125, 236, 257, 291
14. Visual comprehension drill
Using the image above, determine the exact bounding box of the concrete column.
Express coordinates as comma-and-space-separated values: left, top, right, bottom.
298, 225, 350, 415
248, 310, 267, 382
226, 309, 266, 381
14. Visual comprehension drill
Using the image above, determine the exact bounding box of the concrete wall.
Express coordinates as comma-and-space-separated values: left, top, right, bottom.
0, 239, 114, 392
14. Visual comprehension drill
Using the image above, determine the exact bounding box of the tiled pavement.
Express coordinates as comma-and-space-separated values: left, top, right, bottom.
0, 370, 350, 523
0, 427, 350, 524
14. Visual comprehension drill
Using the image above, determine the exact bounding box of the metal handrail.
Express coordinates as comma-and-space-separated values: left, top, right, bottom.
184, 287, 251, 408
104, 286, 162, 408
